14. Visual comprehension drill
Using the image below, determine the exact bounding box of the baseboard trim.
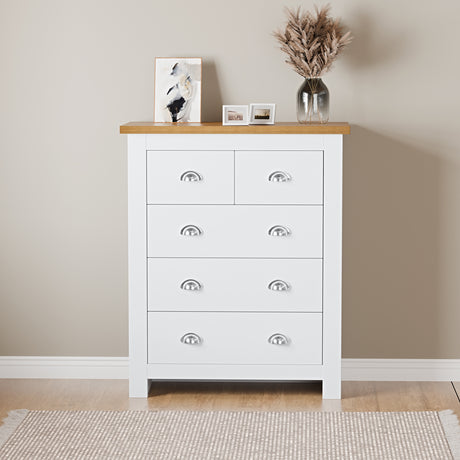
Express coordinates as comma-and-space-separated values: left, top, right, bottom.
342, 359, 460, 381
0, 357, 128, 379
0, 357, 459, 381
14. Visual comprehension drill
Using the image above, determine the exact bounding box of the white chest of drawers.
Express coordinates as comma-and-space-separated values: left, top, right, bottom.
121, 122, 349, 399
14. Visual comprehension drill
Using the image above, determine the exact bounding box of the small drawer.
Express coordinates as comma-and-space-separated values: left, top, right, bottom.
148, 258, 322, 312
235, 150, 323, 205
147, 205, 322, 258
147, 150, 234, 204
148, 312, 322, 365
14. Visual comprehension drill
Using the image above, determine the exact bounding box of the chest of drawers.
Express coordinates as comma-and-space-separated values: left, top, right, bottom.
121, 122, 349, 399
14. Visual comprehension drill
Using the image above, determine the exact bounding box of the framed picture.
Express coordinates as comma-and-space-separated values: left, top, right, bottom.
249, 103, 276, 125
222, 105, 249, 125
154, 57, 202, 123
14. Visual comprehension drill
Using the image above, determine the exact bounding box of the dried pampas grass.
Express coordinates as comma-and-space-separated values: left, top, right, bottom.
274, 5, 352, 78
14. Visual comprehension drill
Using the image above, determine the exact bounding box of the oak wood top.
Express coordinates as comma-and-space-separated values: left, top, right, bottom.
120, 122, 350, 135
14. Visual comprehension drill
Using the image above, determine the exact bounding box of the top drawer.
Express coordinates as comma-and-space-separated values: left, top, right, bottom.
235, 150, 323, 205
147, 150, 234, 204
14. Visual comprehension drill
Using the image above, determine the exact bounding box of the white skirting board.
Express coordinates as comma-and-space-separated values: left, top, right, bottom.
0, 357, 460, 381
342, 359, 460, 382
0, 357, 129, 379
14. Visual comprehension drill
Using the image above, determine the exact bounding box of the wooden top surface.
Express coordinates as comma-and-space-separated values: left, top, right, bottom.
120, 122, 350, 135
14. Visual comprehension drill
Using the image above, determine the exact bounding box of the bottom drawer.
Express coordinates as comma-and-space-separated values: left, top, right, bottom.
148, 312, 322, 365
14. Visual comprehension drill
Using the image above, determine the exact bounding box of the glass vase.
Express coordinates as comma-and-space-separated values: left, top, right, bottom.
297, 78, 329, 124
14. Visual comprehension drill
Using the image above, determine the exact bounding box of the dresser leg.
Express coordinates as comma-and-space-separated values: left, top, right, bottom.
129, 377, 150, 398
322, 379, 342, 399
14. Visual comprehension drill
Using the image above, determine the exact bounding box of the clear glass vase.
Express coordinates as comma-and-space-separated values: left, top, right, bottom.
297, 78, 329, 124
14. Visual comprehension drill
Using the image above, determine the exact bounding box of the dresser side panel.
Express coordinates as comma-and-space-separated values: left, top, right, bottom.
127, 134, 149, 397
322, 134, 343, 399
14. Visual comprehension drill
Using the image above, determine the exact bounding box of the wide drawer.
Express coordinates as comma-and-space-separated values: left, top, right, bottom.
147, 150, 234, 204
147, 205, 322, 258
148, 258, 322, 312
148, 312, 322, 365
235, 150, 323, 205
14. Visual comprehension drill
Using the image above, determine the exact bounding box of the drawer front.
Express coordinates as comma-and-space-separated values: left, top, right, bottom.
148, 312, 322, 365
147, 205, 322, 258
235, 150, 323, 205
148, 258, 322, 312
147, 150, 234, 204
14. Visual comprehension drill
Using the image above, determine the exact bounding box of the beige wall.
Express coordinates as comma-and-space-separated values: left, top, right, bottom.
0, 0, 459, 358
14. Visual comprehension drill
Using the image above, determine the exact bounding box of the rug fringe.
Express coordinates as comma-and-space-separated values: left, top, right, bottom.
439, 410, 460, 460
0, 409, 29, 449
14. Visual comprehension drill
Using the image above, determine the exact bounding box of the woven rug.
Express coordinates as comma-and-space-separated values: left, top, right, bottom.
0, 410, 459, 459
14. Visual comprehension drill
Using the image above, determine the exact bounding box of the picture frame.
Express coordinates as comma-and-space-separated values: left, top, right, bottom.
222, 105, 249, 125
249, 103, 276, 125
154, 57, 202, 123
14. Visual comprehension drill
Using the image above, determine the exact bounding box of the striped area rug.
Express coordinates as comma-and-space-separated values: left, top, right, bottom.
1, 410, 459, 459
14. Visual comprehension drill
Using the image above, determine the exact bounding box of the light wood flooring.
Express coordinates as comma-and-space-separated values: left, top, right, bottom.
1, 380, 459, 423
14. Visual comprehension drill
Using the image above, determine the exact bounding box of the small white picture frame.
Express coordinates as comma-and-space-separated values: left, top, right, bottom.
222, 105, 249, 125
249, 103, 276, 125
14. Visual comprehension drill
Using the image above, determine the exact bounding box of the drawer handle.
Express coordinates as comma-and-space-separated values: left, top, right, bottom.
180, 279, 203, 291
180, 333, 202, 345
268, 171, 292, 183
180, 171, 203, 182
180, 225, 202, 237
268, 225, 291, 237
268, 280, 291, 292
268, 333, 290, 346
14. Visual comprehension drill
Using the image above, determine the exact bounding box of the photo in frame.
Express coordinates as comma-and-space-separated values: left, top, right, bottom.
222, 105, 249, 125
154, 57, 202, 122
249, 103, 276, 125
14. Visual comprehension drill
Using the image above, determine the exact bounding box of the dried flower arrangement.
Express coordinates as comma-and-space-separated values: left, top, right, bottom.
274, 5, 352, 123
273, 5, 352, 79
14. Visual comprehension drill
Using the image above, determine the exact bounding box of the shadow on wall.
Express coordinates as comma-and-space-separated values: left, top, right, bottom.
201, 60, 222, 122
342, 126, 441, 358
344, 9, 409, 70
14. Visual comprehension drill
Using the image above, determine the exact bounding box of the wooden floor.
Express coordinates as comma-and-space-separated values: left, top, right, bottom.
1, 380, 459, 423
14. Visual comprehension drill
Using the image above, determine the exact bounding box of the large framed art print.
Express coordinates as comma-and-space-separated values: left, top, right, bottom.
154, 57, 202, 123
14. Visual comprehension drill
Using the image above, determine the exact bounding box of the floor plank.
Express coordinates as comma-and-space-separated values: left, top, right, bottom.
372, 382, 459, 415
453, 382, 460, 403
0, 380, 459, 425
